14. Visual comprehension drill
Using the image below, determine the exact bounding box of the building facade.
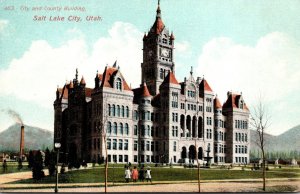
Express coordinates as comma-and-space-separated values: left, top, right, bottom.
54, 3, 250, 165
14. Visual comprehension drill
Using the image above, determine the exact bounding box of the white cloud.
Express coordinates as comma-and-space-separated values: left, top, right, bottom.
0, 22, 143, 109
196, 32, 300, 135
0, 19, 8, 33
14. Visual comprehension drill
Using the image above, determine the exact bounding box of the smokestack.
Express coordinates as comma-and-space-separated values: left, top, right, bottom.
20, 125, 25, 158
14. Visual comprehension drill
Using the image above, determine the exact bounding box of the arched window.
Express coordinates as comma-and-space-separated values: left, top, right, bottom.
117, 105, 120, 117
113, 122, 117, 134
107, 122, 111, 134
108, 104, 111, 116
112, 105, 115, 116
121, 106, 125, 117
238, 133, 241, 141
125, 123, 129, 135
116, 78, 122, 90
119, 123, 123, 135
126, 106, 129, 118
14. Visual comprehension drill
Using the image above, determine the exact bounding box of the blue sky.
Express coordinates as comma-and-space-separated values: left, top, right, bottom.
0, 0, 300, 135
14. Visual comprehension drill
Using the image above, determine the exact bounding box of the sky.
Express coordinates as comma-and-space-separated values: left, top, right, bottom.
0, 0, 300, 135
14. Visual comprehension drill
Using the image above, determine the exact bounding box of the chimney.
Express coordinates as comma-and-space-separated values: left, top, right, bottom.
20, 125, 25, 158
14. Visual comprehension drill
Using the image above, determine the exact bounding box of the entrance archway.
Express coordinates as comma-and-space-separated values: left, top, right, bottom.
188, 145, 196, 159
181, 146, 187, 159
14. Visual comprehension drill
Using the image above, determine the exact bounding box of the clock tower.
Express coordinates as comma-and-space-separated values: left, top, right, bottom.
141, 1, 175, 95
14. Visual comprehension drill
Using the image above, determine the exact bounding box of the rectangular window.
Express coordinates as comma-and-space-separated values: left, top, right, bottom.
173, 141, 176, 151
124, 139, 128, 150
134, 155, 138, 162
146, 141, 150, 151
113, 155, 117, 163
119, 155, 123, 163
113, 139, 117, 150
119, 139, 123, 150
134, 125, 138, 136
108, 154, 111, 162
124, 155, 128, 162
134, 140, 138, 151
107, 139, 111, 150
151, 141, 154, 151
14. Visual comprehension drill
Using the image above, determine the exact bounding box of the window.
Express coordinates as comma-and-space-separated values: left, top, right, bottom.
116, 78, 122, 90
119, 123, 123, 135
134, 155, 138, 162
141, 141, 145, 151
112, 104, 116, 116
107, 139, 111, 150
124, 155, 128, 163
151, 141, 154, 151
119, 139, 123, 150
134, 140, 138, 151
125, 123, 129, 135
134, 125, 138, 136
235, 145, 237, 153
108, 104, 111, 116
173, 141, 176, 151
113, 155, 117, 163
117, 105, 120, 117
126, 106, 129, 118
134, 110, 138, 120
146, 141, 150, 151
113, 139, 117, 150
124, 139, 128, 150
121, 106, 125, 117
160, 68, 163, 79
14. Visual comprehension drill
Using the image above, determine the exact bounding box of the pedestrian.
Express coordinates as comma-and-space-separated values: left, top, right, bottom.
125, 166, 131, 183
131, 166, 139, 182
2, 159, 7, 173
145, 166, 152, 183
139, 166, 145, 182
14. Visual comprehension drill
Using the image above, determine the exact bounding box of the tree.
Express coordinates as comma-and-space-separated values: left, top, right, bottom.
250, 97, 271, 191
32, 150, 45, 180
44, 149, 56, 176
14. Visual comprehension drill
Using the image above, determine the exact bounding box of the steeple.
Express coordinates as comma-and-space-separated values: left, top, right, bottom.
156, 0, 161, 18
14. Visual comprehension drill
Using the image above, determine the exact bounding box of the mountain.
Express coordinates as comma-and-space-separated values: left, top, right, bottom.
250, 125, 300, 152
0, 123, 53, 152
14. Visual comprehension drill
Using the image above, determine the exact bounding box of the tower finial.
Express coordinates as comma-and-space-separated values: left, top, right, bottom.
190, 66, 193, 75
156, 0, 161, 17
75, 68, 78, 80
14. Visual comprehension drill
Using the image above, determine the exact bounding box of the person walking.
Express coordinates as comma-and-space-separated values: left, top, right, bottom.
131, 166, 139, 182
125, 166, 131, 183
145, 166, 152, 183
139, 166, 145, 182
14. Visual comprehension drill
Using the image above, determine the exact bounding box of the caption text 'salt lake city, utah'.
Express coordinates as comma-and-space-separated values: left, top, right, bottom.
0, 0, 300, 192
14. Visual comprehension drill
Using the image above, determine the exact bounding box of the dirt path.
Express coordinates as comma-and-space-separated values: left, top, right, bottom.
1, 180, 300, 192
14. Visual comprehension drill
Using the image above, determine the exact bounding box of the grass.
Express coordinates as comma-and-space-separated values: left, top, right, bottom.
0, 162, 30, 174
13, 166, 300, 184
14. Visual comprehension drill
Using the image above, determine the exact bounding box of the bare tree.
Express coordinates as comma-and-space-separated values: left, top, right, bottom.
250, 96, 271, 191
98, 103, 109, 193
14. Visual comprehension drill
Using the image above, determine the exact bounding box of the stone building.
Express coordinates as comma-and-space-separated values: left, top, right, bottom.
54, 2, 250, 165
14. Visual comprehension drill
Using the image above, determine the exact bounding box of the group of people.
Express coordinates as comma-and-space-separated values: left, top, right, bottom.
125, 166, 152, 183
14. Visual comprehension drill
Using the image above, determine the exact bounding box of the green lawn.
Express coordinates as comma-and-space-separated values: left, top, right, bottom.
13, 166, 300, 184
0, 162, 30, 174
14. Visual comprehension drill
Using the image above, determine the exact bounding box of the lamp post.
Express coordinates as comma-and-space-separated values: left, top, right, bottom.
54, 142, 61, 193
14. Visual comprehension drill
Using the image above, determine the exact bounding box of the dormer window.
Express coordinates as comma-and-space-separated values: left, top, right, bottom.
116, 78, 122, 90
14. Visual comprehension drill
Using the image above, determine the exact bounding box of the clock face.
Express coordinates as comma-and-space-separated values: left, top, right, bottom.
161, 48, 169, 58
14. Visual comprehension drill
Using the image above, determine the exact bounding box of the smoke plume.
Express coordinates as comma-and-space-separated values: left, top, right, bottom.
1, 109, 24, 125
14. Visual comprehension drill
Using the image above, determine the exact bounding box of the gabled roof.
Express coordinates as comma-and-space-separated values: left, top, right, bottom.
58, 85, 93, 100
214, 97, 222, 109
223, 93, 249, 111
162, 71, 179, 85
100, 66, 131, 91
199, 79, 213, 92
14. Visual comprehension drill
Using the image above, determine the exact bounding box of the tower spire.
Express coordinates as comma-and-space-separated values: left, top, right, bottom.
156, 0, 161, 18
